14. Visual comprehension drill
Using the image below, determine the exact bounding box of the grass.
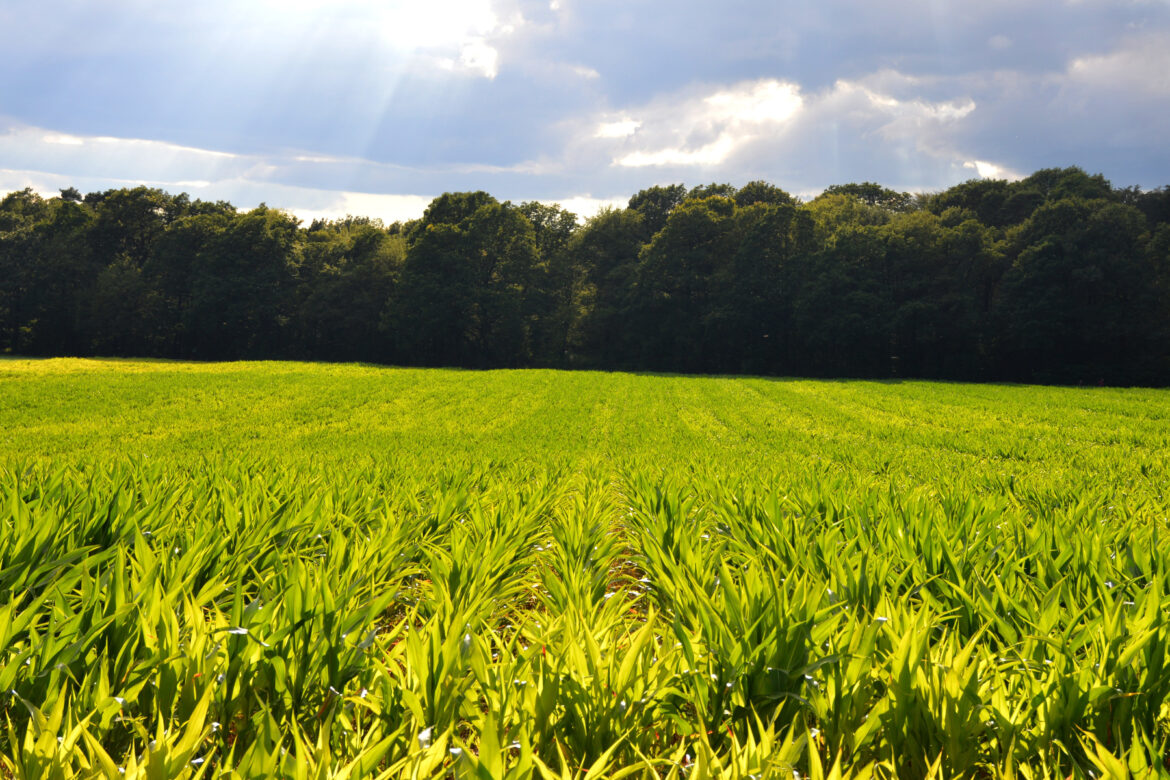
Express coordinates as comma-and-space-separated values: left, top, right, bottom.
1, 358, 1168, 778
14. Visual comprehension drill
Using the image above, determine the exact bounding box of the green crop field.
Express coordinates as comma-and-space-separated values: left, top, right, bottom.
2, 358, 1169, 779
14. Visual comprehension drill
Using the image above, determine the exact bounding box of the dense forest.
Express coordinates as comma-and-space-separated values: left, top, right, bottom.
2, 167, 1169, 384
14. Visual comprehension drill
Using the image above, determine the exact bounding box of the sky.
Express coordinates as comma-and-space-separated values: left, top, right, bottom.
1, 0, 1168, 223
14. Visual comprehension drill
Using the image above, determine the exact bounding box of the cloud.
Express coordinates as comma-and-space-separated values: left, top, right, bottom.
437, 38, 502, 79
570, 74, 997, 192
963, 160, 1023, 180
0, 124, 245, 184
542, 194, 628, 220
935, 32, 1170, 186
280, 191, 436, 225
43, 134, 85, 146
0, 119, 625, 225
0, 160, 432, 226
1, 0, 1168, 202
599, 79, 803, 168
0, 122, 435, 221
1067, 32, 1170, 95
594, 120, 641, 139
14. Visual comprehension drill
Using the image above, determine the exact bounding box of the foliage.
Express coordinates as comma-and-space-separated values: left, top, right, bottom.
2, 167, 1170, 383
2, 359, 1170, 777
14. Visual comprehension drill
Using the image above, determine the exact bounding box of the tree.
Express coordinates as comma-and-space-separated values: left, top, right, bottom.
687, 183, 738, 202
517, 201, 580, 366
791, 222, 889, 376
804, 192, 890, 245
517, 201, 578, 262
628, 184, 687, 236
0, 188, 49, 233
83, 188, 185, 355
188, 206, 302, 359
88, 187, 170, 269
570, 207, 646, 367
995, 198, 1158, 383
925, 179, 1013, 228
141, 211, 233, 356
706, 200, 808, 374
1020, 167, 1112, 202
878, 211, 998, 378
1117, 185, 1170, 230
298, 222, 404, 361
89, 257, 156, 355
822, 182, 916, 212
388, 195, 541, 367
0, 193, 98, 355
735, 180, 795, 208
386, 222, 472, 365
407, 191, 496, 241
0, 169, 1167, 384
631, 196, 737, 371
463, 203, 543, 365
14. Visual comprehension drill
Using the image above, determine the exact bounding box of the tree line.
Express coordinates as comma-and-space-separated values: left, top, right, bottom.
1, 167, 1168, 384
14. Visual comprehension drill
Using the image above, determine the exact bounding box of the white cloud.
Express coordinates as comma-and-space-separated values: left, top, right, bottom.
704, 80, 803, 124
236, 0, 517, 80
0, 161, 432, 226
0, 122, 440, 223
595, 119, 640, 139
450, 159, 556, 175
260, 0, 503, 52
0, 124, 244, 186
0, 167, 72, 197
5, 118, 546, 186
618, 137, 738, 168
438, 38, 501, 78
4, 0, 1168, 201
601, 79, 803, 169
286, 191, 433, 225
963, 160, 1023, 180
585, 75, 979, 187
543, 194, 628, 220
43, 133, 85, 146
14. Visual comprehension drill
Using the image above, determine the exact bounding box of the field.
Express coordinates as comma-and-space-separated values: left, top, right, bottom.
2, 358, 1169, 779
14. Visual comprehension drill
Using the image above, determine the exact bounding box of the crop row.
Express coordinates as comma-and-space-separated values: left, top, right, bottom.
2, 460, 1167, 778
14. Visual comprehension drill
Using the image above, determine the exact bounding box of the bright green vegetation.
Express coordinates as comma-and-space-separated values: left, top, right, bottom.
2, 358, 1169, 778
